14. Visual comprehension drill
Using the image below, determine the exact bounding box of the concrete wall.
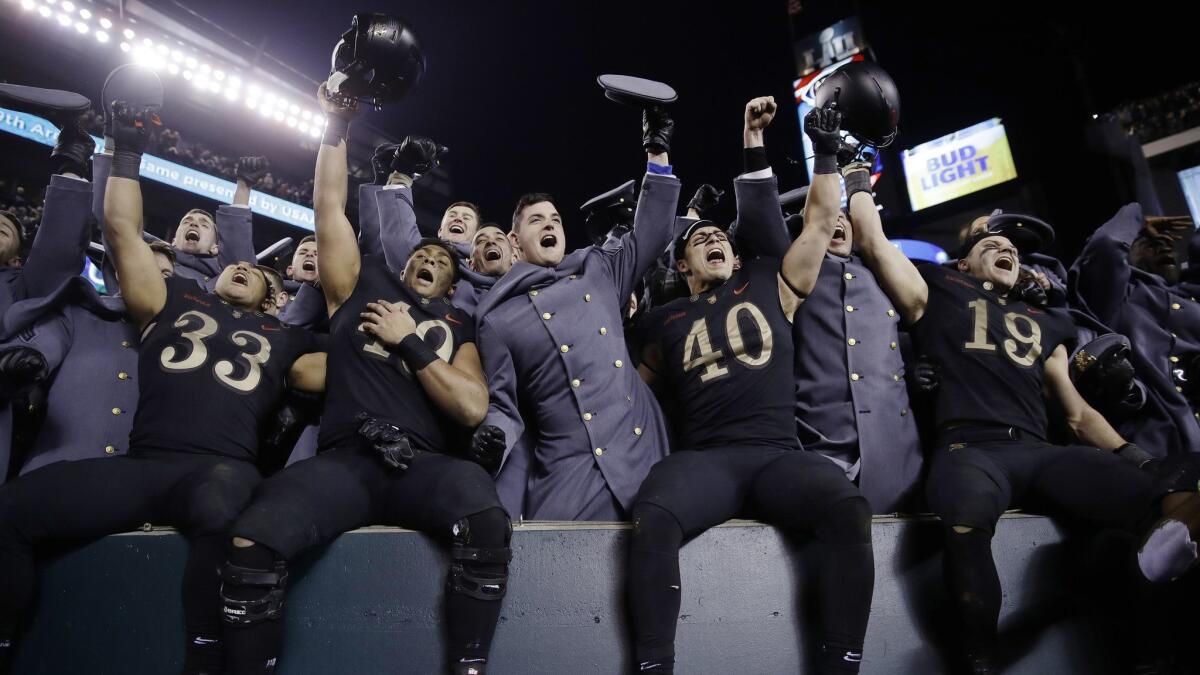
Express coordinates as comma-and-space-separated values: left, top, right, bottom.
14, 514, 1168, 674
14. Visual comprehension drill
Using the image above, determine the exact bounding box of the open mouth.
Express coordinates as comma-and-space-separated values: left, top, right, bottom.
539, 233, 558, 248
231, 271, 249, 286
705, 248, 727, 265
995, 257, 1014, 272
484, 246, 502, 262
416, 268, 434, 284
449, 223, 466, 235
185, 229, 200, 243
301, 260, 316, 272
832, 225, 846, 243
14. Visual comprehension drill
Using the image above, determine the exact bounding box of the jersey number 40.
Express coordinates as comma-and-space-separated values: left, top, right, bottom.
683, 301, 774, 383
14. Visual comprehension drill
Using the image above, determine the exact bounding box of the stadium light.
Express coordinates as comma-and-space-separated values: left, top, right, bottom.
94, 29, 108, 43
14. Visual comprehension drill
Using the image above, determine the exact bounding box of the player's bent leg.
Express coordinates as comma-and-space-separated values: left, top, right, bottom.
173, 459, 262, 675
627, 501, 685, 675
445, 506, 512, 675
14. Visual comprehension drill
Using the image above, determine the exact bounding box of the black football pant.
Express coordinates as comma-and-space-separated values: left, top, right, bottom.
225, 445, 509, 674
628, 446, 874, 674
0, 449, 260, 674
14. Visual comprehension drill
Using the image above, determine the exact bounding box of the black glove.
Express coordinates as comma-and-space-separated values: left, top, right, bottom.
642, 106, 674, 155
0, 347, 48, 400
235, 156, 270, 186
371, 142, 400, 184
803, 106, 845, 157
51, 121, 96, 178
357, 413, 419, 471
108, 100, 157, 156
392, 135, 447, 177
1011, 273, 1048, 308
687, 184, 724, 215
909, 356, 941, 394
469, 425, 505, 474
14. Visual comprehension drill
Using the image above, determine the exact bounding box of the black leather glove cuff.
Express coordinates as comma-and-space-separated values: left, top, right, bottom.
813, 154, 838, 175
742, 147, 770, 174
321, 114, 351, 147
843, 169, 871, 200
1116, 442, 1154, 467
397, 334, 439, 372
110, 150, 143, 180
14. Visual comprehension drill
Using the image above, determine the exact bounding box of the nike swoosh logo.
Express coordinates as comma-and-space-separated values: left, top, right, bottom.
444, 313, 463, 326
260, 324, 280, 332
733, 282, 750, 296
193, 637, 219, 645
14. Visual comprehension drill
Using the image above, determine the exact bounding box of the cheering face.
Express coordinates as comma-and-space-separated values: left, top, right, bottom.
958, 235, 1019, 291
439, 205, 479, 245
402, 244, 456, 299
677, 226, 735, 289
173, 212, 218, 256
1130, 231, 1181, 285
470, 226, 515, 277
288, 241, 319, 283
511, 201, 565, 267
214, 263, 270, 310
828, 211, 854, 257
0, 217, 20, 267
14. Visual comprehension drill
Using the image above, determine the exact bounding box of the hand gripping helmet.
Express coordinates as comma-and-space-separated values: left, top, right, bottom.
814, 60, 901, 148
328, 13, 425, 109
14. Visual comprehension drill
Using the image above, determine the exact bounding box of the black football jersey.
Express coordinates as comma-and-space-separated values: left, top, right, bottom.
642, 257, 799, 451
130, 276, 320, 459
320, 256, 475, 453
912, 265, 1076, 439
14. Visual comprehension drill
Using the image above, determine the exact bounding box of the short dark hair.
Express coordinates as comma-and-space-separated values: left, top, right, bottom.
183, 208, 215, 223
446, 201, 481, 221
148, 240, 177, 266
298, 234, 316, 247
412, 237, 462, 283
511, 192, 556, 231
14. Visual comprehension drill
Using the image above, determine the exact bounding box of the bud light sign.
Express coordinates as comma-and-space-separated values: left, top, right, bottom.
901, 118, 1017, 211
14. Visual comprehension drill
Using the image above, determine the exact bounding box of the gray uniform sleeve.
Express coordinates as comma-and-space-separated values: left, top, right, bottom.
357, 184, 384, 258
1071, 204, 1141, 325
376, 186, 421, 272
732, 174, 790, 258
21, 175, 92, 299
478, 316, 525, 465
604, 172, 683, 303
215, 205, 255, 269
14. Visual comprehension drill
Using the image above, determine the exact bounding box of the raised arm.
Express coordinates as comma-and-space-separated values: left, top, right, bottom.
313, 84, 362, 316
213, 156, 266, 270
777, 107, 842, 313
103, 103, 167, 328
844, 161, 928, 323
606, 107, 683, 303
733, 96, 791, 259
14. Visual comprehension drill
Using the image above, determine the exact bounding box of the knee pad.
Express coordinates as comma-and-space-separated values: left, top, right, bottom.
447, 508, 512, 602
219, 559, 289, 626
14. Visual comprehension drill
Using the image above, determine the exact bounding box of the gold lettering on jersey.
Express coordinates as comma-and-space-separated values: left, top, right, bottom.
682, 302, 774, 382
159, 310, 274, 393
725, 302, 773, 368
1002, 313, 1042, 367
963, 299, 997, 352
961, 301, 1045, 368
683, 317, 730, 383
160, 310, 218, 372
